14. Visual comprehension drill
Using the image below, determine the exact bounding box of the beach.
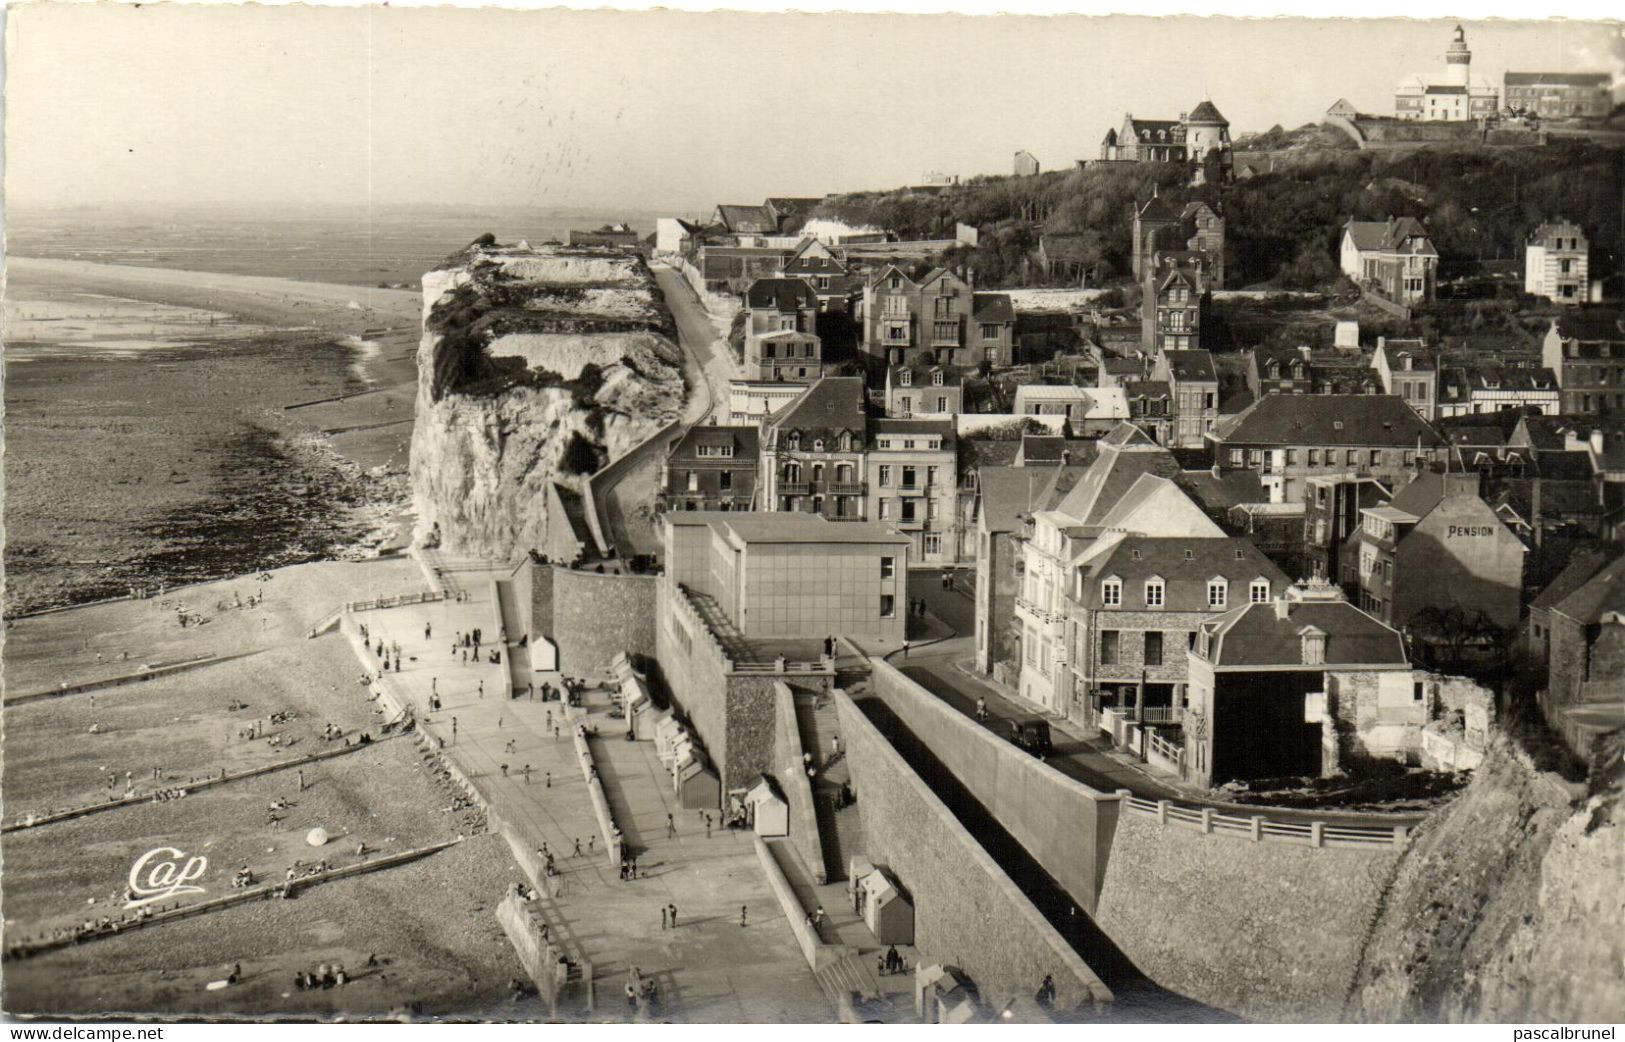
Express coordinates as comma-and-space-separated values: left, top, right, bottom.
4, 258, 425, 616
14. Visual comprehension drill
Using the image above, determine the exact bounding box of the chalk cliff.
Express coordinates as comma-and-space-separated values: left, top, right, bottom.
410, 239, 685, 559
1349, 732, 1624, 1022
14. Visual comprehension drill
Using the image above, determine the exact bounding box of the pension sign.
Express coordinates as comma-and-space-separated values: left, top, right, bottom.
1446, 525, 1496, 538
125, 846, 208, 908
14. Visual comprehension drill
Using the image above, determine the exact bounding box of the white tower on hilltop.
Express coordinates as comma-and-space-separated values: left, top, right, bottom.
1445, 25, 1471, 88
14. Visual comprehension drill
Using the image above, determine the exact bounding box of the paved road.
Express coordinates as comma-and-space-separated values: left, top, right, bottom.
652, 263, 738, 425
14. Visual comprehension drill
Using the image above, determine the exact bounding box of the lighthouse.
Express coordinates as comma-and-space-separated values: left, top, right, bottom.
1444, 24, 1471, 88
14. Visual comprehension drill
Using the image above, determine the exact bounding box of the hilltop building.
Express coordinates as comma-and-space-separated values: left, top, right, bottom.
1132, 196, 1225, 287
1394, 25, 1500, 121
1099, 102, 1233, 183
1339, 216, 1439, 305
1525, 220, 1590, 305
1013, 150, 1041, 177
1503, 72, 1613, 120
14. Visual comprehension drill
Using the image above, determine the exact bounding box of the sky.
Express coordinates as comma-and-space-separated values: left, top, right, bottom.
6, 4, 1622, 216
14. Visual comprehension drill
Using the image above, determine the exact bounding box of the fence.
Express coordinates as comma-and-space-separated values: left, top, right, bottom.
344, 590, 449, 614
1120, 795, 1410, 850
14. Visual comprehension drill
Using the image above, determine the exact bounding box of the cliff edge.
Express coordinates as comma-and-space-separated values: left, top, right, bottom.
410, 239, 685, 559
1349, 731, 1623, 1022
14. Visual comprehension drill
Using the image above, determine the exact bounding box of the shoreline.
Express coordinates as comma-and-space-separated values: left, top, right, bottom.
5, 257, 426, 615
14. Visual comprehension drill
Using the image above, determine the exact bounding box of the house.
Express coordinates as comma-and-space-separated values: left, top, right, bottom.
1142, 259, 1208, 352
657, 426, 760, 514
763, 198, 824, 231
1371, 337, 1440, 421
698, 244, 795, 291
1305, 474, 1392, 580
973, 464, 1079, 677
1340, 216, 1439, 304
1341, 470, 1526, 664
1072, 536, 1289, 736
743, 330, 822, 383
867, 419, 959, 564
1394, 26, 1500, 121
1326, 98, 1360, 120
1100, 103, 1232, 182
726, 381, 809, 426
1012, 424, 1202, 717
861, 266, 1009, 369
743, 277, 819, 336
885, 364, 963, 418
1208, 394, 1448, 505
1527, 552, 1625, 759
656, 217, 704, 256
1013, 150, 1041, 177
1503, 72, 1613, 120
1525, 220, 1590, 305
1011, 385, 1129, 433
1153, 349, 1220, 449
1541, 310, 1625, 414
1132, 196, 1225, 287
1250, 344, 1382, 399
1436, 363, 1561, 418
780, 239, 859, 312
1123, 380, 1174, 445
1526, 549, 1615, 663
1184, 579, 1411, 787
760, 377, 869, 522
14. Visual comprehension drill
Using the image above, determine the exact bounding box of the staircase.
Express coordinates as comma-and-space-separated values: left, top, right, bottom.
796, 693, 856, 881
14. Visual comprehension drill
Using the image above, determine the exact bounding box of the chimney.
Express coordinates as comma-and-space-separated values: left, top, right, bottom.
1179, 111, 1188, 122
1299, 345, 1313, 360
1591, 429, 1605, 456
1275, 598, 1291, 620
1377, 335, 1387, 353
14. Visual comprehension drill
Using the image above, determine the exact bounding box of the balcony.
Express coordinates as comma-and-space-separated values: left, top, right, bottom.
1014, 596, 1065, 631
830, 482, 866, 495
778, 481, 810, 495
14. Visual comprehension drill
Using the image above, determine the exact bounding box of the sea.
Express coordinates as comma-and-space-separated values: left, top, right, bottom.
2, 205, 656, 616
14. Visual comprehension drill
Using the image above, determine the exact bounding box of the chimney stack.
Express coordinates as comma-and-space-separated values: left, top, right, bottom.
1591, 429, 1605, 456
1275, 598, 1291, 620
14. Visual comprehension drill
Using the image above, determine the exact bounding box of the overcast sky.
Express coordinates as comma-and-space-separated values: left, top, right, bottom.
7, 5, 1622, 215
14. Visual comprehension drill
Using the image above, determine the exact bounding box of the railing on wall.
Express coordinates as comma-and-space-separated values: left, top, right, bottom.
1120, 795, 1410, 850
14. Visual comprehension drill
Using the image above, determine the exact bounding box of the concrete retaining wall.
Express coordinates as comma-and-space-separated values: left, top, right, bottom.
575, 729, 625, 869
754, 836, 855, 975
772, 683, 827, 883
497, 890, 574, 1011
867, 659, 1122, 914
835, 689, 1112, 1011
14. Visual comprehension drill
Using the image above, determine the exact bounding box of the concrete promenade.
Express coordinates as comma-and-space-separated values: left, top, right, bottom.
338, 560, 830, 1021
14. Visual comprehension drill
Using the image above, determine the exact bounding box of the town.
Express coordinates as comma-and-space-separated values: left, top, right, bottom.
3, 15, 1623, 1030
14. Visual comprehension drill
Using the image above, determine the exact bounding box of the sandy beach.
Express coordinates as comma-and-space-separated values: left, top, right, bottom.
4, 258, 427, 615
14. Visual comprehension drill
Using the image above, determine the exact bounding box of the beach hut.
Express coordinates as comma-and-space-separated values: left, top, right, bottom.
847, 856, 876, 914
915, 964, 977, 1024
619, 672, 655, 740
745, 775, 788, 837
653, 712, 685, 763
672, 742, 720, 809
858, 867, 914, 945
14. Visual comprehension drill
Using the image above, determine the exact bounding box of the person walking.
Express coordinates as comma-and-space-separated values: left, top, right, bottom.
666, 814, 675, 838
830, 734, 840, 758
573, 838, 582, 857
451, 717, 458, 744
739, 905, 748, 928
424, 622, 432, 640
661, 906, 668, 930
479, 680, 485, 699
668, 904, 677, 928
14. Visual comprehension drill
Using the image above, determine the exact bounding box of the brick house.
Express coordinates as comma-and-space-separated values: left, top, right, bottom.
781, 238, 860, 313
1153, 348, 1220, 448
760, 377, 870, 522
1541, 310, 1625, 415
743, 277, 819, 337
885, 363, 963, 417
861, 266, 1014, 369
657, 426, 761, 513
1526, 552, 1625, 759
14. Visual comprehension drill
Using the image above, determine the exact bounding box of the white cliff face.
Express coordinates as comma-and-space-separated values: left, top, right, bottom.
410, 241, 686, 559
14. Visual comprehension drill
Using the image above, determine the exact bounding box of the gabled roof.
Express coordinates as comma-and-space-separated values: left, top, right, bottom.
977, 466, 1050, 533
867, 264, 916, 290
745, 278, 819, 310
1101, 128, 1119, 147
1531, 549, 1617, 612
1204, 599, 1409, 668
1155, 265, 1203, 295
716, 204, 778, 234
1083, 536, 1287, 611
1386, 470, 1455, 517
1215, 394, 1445, 448
1549, 553, 1625, 624
1137, 195, 1182, 223
1186, 100, 1227, 124
1099, 422, 1161, 448
671, 424, 760, 460
1176, 469, 1266, 512
1551, 310, 1625, 343
1053, 437, 1182, 527
972, 293, 1016, 324
1344, 216, 1434, 254
768, 377, 866, 439
764, 197, 823, 220
1533, 449, 1595, 481
1504, 71, 1611, 87
1018, 435, 1098, 467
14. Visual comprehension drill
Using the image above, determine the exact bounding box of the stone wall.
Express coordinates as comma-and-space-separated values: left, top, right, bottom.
1094, 810, 1404, 1021
835, 690, 1112, 1012
773, 682, 827, 881
551, 568, 657, 678
867, 659, 1122, 914
724, 673, 830, 798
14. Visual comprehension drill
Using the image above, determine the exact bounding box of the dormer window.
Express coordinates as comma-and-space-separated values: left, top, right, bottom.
813, 439, 825, 452
839, 431, 853, 452
889, 276, 902, 290
1250, 579, 1271, 603
1300, 627, 1326, 665
1101, 578, 1122, 607
1144, 577, 1165, 607
899, 370, 913, 387
787, 432, 801, 450
1130, 548, 1142, 560
1234, 548, 1245, 560
1183, 549, 1195, 561
933, 370, 945, 386
1207, 579, 1228, 608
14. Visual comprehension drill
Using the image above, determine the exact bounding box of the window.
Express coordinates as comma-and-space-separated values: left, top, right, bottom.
880, 556, 895, 580
1250, 579, 1270, 603
1229, 448, 1243, 466
927, 500, 939, 521
686, 471, 698, 492
899, 370, 913, 387
880, 594, 896, 618
901, 500, 918, 522
924, 532, 942, 556
1144, 631, 1164, 666
934, 296, 953, 318
696, 444, 734, 458
936, 396, 949, 413
888, 276, 902, 290
878, 465, 892, 487
1308, 449, 1320, 466
898, 396, 912, 417
813, 439, 825, 452
1100, 631, 1120, 665
902, 466, 918, 488
981, 323, 1000, 341
926, 466, 939, 487
1286, 448, 1299, 465
1207, 580, 1228, 608
878, 499, 891, 520
719, 470, 733, 491
932, 370, 945, 386
1101, 579, 1122, 606
1145, 579, 1164, 607
934, 322, 957, 342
